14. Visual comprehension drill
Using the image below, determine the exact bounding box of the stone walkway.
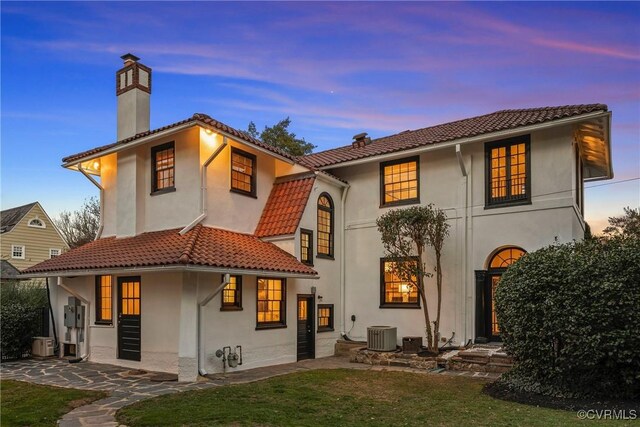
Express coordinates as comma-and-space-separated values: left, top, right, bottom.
1, 356, 499, 426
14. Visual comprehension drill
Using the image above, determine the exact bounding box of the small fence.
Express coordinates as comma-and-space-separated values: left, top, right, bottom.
1, 307, 50, 362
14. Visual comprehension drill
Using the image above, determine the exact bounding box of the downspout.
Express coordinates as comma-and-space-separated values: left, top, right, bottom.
455, 144, 469, 344
181, 136, 228, 235
339, 184, 351, 337
78, 163, 104, 240
197, 273, 231, 376
57, 277, 91, 361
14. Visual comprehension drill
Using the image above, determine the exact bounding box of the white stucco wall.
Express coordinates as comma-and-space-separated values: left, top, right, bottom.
52, 273, 182, 374
330, 126, 584, 346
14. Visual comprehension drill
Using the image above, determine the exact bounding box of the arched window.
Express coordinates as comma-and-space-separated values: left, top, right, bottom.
488, 247, 526, 270
317, 193, 334, 258
486, 246, 526, 339
28, 218, 45, 228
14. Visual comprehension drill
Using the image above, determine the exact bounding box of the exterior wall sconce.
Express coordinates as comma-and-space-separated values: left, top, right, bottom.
311, 286, 317, 295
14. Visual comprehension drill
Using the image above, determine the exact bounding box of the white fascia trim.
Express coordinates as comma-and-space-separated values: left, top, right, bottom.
314, 171, 349, 188
194, 121, 295, 165
319, 111, 611, 170
62, 122, 196, 168
260, 234, 295, 242
20, 265, 319, 279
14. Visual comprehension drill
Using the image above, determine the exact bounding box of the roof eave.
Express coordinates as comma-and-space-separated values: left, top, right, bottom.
315, 110, 611, 170
19, 264, 318, 279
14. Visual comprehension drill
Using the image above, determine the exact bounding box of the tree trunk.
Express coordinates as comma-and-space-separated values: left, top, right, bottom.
434, 249, 442, 352
417, 248, 434, 352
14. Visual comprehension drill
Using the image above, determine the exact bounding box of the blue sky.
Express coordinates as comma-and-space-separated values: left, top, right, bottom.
1, 1, 639, 232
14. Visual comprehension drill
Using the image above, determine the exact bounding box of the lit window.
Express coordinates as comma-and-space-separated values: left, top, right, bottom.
317, 194, 334, 258
152, 142, 175, 193
221, 275, 242, 310
95, 275, 113, 324
488, 247, 526, 336
11, 245, 25, 259
257, 278, 286, 328
120, 279, 140, 315
300, 229, 313, 265
230, 147, 256, 197
380, 157, 419, 206
317, 304, 334, 332
49, 248, 61, 258
380, 258, 419, 307
28, 218, 45, 228
486, 137, 530, 206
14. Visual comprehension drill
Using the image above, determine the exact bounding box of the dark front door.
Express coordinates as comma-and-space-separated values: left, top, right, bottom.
118, 277, 141, 361
297, 295, 315, 361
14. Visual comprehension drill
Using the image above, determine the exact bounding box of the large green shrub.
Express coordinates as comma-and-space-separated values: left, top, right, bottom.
1, 282, 48, 360
495, 237, 640, 399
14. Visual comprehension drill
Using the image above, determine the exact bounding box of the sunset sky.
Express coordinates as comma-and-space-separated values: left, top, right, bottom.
1, 2, 638, 232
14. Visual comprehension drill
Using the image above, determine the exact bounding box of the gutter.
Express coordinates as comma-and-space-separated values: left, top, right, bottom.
318, 111, 611, 170
197, 273, 231, 376
57, 277, 91, 361
78, 163, 105, 240
455, 144, 470, 344
180, 136, 228, 235
20, 264, 319, 279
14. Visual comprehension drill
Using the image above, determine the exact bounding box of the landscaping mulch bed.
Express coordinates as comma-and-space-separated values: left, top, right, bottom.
484, 380, 640, 412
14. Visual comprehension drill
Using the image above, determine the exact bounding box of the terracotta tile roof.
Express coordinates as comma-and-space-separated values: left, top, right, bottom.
255, 174, 316, 238
1, 202, 37, 233
300, 104, 608, 168
62, 113, 297, 164
22, 225, 316, 276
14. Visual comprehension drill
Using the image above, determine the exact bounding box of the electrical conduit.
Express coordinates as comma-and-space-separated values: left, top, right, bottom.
197, 273, 231, 376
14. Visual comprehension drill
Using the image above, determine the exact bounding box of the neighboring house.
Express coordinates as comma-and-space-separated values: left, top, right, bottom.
1, 259, 22, 283
0, 202, 68, 275
22, 54, 613, 381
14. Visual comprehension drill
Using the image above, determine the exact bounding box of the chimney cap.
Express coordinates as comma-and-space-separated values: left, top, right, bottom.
121, 53, 140, 63
353, 132, 368, 141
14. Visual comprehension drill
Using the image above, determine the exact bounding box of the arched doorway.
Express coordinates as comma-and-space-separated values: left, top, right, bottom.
475, 247, 526, 342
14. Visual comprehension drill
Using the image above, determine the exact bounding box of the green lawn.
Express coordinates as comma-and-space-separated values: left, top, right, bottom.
117, 369, 639, 426
0, 380, 107, 427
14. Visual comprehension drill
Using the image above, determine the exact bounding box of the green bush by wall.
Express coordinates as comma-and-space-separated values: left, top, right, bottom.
1, 282, 48, 360
495, 236, 640, 399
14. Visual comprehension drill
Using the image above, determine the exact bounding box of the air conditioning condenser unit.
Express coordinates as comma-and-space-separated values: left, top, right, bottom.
32, 337, 55, 357
367, 326, 397, 351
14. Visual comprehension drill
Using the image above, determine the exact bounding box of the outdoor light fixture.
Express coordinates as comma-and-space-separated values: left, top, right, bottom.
311, 286, 317, 294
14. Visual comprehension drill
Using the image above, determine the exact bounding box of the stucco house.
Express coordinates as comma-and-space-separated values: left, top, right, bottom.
1, 202, 68, 281
23, 54, 613, 381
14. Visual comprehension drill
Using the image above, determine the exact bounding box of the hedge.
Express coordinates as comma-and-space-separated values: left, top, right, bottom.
1, 282, 48, 360
495, 236, 640, 399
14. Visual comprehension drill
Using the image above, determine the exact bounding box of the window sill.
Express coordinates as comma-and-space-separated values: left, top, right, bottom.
150, 187, 176, 196
380, 198, 420, 209
220, 306, 243, 312
379, 304, 421, 309
91, 323, 114, 328
230, 188, 257, 199
301, 261, 314, 267
484, 199, 531, 210
316, 254, 334, 261
317, 328, 334, 333
255, 324, 287, 330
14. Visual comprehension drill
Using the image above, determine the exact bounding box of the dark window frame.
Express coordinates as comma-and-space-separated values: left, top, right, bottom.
317, 304, 334, 332
95, 275, 113, 325
230, 147, 257, 198
220, 275, 243, 311
256, 277, 287, 330
379, 156, 420, 208
575, 144, 584, 216
300, 229, 314, 266
379, 257, 421, 309
151, 141, 176, 195
316, 193, 335, 260
484, 135, 531, 208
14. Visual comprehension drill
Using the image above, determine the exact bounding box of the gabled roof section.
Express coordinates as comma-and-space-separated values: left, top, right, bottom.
1, 260, 21, 280
300, 104, 609, 168
62, 113, 298, 165
255, 174, 316, 238
22, 224, 316, 277
0, 202, 37, 234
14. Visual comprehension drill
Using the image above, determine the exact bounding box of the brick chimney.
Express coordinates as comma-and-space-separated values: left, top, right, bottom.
352, 132, 371, 148
116, 53, 151, 141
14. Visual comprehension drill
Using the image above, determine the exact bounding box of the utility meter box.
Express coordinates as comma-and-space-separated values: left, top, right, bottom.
75, 305, 85, 328
64, 305, 77, 327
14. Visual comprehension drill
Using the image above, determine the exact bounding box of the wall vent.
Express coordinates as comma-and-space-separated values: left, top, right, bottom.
367, 326, 397, 351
